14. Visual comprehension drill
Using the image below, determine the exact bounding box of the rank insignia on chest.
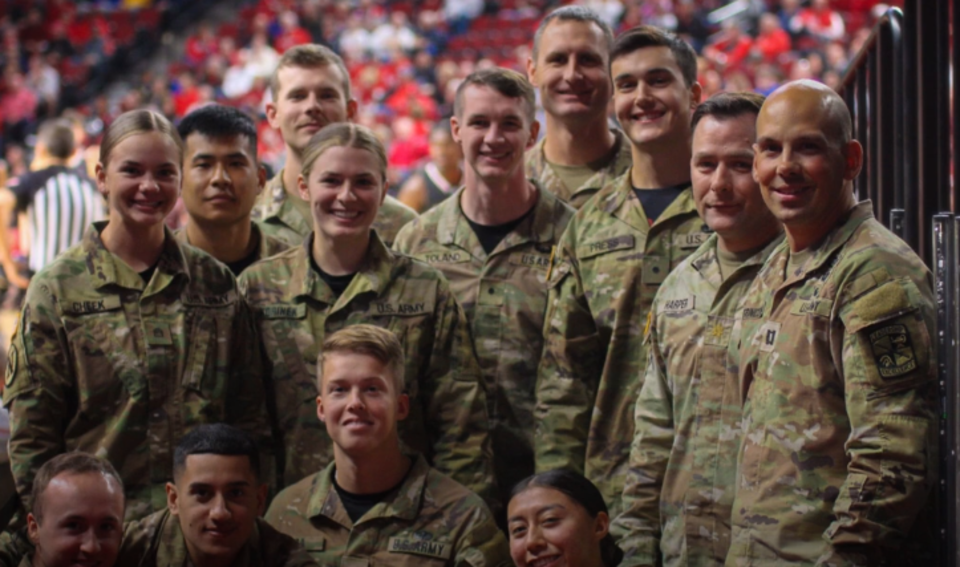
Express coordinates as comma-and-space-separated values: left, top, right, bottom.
869, 324, 917, 378
711, 323, 725, 339
758, 321, 781, 352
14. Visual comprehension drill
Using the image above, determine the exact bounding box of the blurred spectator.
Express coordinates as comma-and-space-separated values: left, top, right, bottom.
578, 0, 625, 28
185, 23, 218, 68
674, 2, 711, 52
173, 71, 201, 118
274, 11, 312, 54
791, 0, 846, 44
444, 0, 483, 35
223, 49, 257, 99
0, 71, 38, 148
370, 11, 419, 59
338, 14, 372, 60
705, 20, 754, 70
754, 13, 792, 63
247, 32, 280, 79
300, 0, 326, 44
26, 53, 61, 119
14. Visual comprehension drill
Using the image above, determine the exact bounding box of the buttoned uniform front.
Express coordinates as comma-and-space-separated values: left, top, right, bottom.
613, 233, 783, 567
524, 128, 632, 209
173, 221, 290, 268
238, 232, 495, 501
535, 170, 710, 517
3, 222, 271, 521
393, 182, 574, 499
727, 202, 937, 567
119, 508, 318, 567
251, 170, 418, 247
265, 454, 511, 567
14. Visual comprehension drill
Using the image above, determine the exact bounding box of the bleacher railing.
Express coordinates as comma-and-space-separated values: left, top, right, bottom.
840, 3, 958, 565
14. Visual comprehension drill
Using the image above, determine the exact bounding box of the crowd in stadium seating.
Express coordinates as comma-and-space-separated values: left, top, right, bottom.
0, 0, 897, 199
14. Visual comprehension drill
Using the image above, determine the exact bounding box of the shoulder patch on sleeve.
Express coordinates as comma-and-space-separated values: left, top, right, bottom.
869, 324, 917, 379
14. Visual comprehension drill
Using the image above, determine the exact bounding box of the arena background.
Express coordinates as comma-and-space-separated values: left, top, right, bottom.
8, 0, 960, 562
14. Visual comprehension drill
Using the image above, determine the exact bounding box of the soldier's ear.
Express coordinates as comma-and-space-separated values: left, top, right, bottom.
165, 482, 180, 515
26, 513, 39, 545
396, 392, 410, 421
317, 395, 326, 423
594, 510, 610, 542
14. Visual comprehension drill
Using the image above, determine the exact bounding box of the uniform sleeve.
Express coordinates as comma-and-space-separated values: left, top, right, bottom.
227, 298, 278, 494
534, 248, 605, 474
453, 503, 513, 567
821, 274, 937, 564
421, 281, 497, 507
0, 529, 33, 567
612, 313, 669, 567
4, 281, 70, 506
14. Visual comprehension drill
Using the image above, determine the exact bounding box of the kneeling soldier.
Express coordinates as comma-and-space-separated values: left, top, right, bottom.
266, 325, 510, 566
120, 424, 316, 567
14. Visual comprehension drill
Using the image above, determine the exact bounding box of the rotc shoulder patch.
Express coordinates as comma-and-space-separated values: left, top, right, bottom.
869, 324, 917, 379
5, 343, 16, 388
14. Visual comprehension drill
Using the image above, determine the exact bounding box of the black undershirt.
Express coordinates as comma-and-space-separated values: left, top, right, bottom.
332, 465, 411, 522
466, 206, 534, 254
225, 244, 260, 276
139, 263, 158, 283
633, 182, 688, 225
309, 254, 356, 297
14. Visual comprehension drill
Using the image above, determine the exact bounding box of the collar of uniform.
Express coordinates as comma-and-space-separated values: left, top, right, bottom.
292, 231, 396, 304
692, 231, 786, 287
600, 171, 697, 232
153, 507, 259, 567
436, 181, 561, 256
308, 455, 430, 527
154, 508, 191, 566
785, 200, 875, 281
83, 221, 189, 292
524, 129, 632, 201
256, 170, 312, 237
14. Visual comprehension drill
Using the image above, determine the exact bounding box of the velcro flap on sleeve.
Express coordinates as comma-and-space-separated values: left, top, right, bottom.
840, 279, 919, 334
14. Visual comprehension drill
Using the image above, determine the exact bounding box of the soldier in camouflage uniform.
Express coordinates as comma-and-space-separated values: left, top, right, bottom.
174, 104, 289, 276
394, 68, 573, 504
241, 123, 494, 502
525, 6, 631, 209
728, 81, 937, 566
611, 93, 782, 566
266, 325, 510, 567
3, 110, 271, 521
535, 26, 708, 517
250, 44, 416, 247
119, 425, 317, 567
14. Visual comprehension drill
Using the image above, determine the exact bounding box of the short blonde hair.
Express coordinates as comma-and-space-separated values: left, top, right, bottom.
99, 109, 183, 167
269, 43, 352, 101
301, 123, 388, 182
317, 324, 405, 392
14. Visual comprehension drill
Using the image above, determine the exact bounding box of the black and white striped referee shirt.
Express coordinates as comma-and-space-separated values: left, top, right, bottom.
7, 165, 106, 273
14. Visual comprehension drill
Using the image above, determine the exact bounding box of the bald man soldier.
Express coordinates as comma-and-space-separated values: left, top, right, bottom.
727, 80, 937, 567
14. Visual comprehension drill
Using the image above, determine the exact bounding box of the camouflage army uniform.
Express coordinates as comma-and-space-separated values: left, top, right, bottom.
393, 183, 574, 500
239, 232, 494, 501
251, 170, 418, 247
119, 508, 318, 567
535, 171, 710, 517
173, 221, 290, 265
524, 129, 632, 209
265, 454, 511, 567
0, 529, 30, 567
613, 233, 783, 567
3, 222, 270, 521
728, 202, 937, 566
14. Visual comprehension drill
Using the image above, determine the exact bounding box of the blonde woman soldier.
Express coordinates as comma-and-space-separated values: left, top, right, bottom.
3, 109, 272, 522
239, 123, 496, 504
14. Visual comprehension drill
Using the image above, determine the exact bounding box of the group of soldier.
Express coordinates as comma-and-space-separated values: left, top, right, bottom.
0, 4, 938, 567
